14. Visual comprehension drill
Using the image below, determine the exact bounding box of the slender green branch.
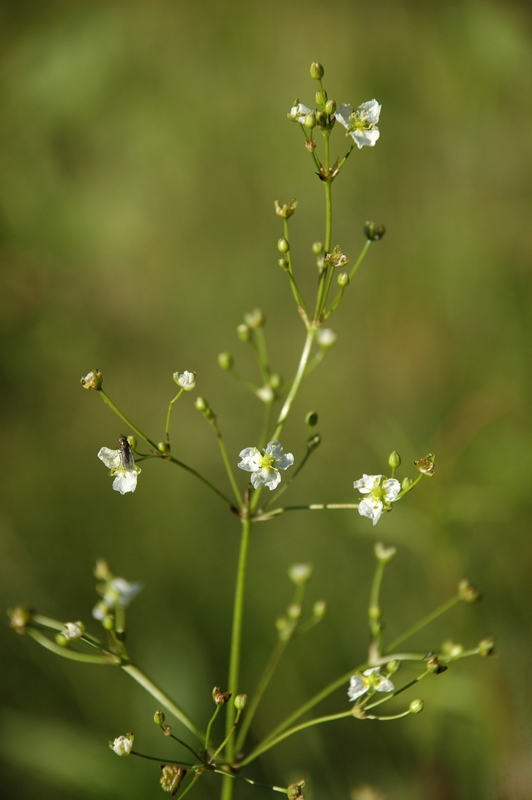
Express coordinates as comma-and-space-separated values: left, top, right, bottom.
282, 217, 309, 317
239, 709, 352, 767
384, 595, 463, 654
98, 390, 159, 451
272, 328, 316, 441
212, 769, 288, 795
208, 419, 244, 507
122, 664, 204, 742
27, 629, 120, 664
168, 456, 235, 508
253, 502, 359, 521
205, 705, 222, 756
326, 239, 372, 317
165, 389, 184, 442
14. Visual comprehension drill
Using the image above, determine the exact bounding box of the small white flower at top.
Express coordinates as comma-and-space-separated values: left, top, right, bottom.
93, 577, 143, 620
335, 99, 381, 149
109, 734, 134, 756
98, 436, 140, 495
353, 473, 400, 526
348, 668, 395, 702
173, 370, 196, 391
238, 440, 294, 491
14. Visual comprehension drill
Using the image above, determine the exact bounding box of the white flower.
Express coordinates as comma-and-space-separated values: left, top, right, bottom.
348, 668, 395, 702
353, 473, 400, 526
109, 734, 134, 756
61, 621, 85, 641
173, 370, 196, 391
97, 436, 141, 495
237, 440, 294, 491
288, 102, 313, 123
92, 577, 143, 620
335, 99, 381, 149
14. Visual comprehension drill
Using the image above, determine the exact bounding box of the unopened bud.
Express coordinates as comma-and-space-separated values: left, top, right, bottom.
288, 563, 313, 584
409, 699, 424, 714
442, 640, 464, 658
304, 112, 316, 129
426, 655, 448, 674
388, 451, 401, 470
368, 604, 381, 621
194, 396, 207, 412
315, 89, 327, 107
287, 603, 302, 621
325, 99, 337, 115
277, 238, 290, 253
270, 373, 282, 390
244, 308, 265, 328
237, 323, 251, 342
218, 352, 233, 371
305, 411, 318, 428
458, 579, 480, 603
307, 433, 321, 451
94, 559, 111, 580
337, 271, 349, 287
7, 605, 34, 634
374, 542, 396, 564
234, 694, 247, 710
278, 258, 289, 270
386, 660, 400, 675
313, 600, 327, 619
401, 476, 413, 491
154, 711, 165, 726
158, 441, 170, 455
127, 435, 137, 449
310, 62, 324, 80
478, 636, 496, 657
364, 221, 386, 241
80, 369, 103, 390
316, 328, 337, 348
312, 241, 323, 255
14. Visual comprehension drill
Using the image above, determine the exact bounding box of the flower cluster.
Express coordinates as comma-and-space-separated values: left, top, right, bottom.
92, 577, 143, 621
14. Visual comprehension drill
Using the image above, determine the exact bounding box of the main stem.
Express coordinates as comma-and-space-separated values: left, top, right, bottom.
221, 517, 252, 800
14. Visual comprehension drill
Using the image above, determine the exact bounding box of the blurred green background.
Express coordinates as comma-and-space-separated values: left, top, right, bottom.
1, 0, 531, 798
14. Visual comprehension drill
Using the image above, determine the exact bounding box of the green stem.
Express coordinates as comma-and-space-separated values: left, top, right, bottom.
98, 390, 159, 451
168, 456, 235, 508
204, 705, 221, 755
384, 595, 463, 654
325, 240, 372, 318
282, 218, 309, 317
258, 399, 275, 452
165, 389, 184, 442
239, 709, 352, 767
253, 503, 359, 521
224, 518, 252, 757
368, 559, 386, 652
272, 328, 316, 441
27, 629, 119, 664
122, 664, 204, 742
209, 420, 244, 507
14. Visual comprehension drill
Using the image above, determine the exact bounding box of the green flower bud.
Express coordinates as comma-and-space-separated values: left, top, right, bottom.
325, 99, 337, 115
316, 110, 328, 127
7, 604, 34, 634
307, 433, 321, 451
157, 441, 170, 455
313, 600, 327, 619
386, 659, 400, 675
194, 396, 207, 412
80, 369, 103, 390
94, 559, 111, 580
287, 603, 302, 621
288, 563, 313, 584
278, 258, 289, 270
234, 694, 248, 710
270, 373, 282, 390
364, 221, 386, 241
315, 89, 328, 107
401, 476, 413, 491
409, 699, 424, 714
337, 271, 349, 287
154, 710, 165, 726
218, 352, 233, 371
244, 308, 265, 328
426, 655, 448, 674
237, 323, 251, 342
368, 604, 381, 621
305, 410, 318, 428
478, 636, 496, 657
458, 579, 480, 603
160, 765, 187, 795
277, 237, 290, 253
310, 62, 324, 80
312, 241, 323, 255
102, 614, 114, 631
126, 435, 137, 450
388, 451, 401, 470
442, 640, 464, 658
304, 112, 316, 129
374, 541, 396, 564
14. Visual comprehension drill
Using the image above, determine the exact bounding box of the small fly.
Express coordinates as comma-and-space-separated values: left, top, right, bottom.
118, 435, 135, 469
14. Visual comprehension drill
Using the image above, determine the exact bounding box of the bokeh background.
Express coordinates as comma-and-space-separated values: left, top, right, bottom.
1, 1, 531, 798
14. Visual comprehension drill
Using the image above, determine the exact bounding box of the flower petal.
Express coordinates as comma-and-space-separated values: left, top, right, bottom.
112, 470, 138, 494
98, 447, 121, 470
